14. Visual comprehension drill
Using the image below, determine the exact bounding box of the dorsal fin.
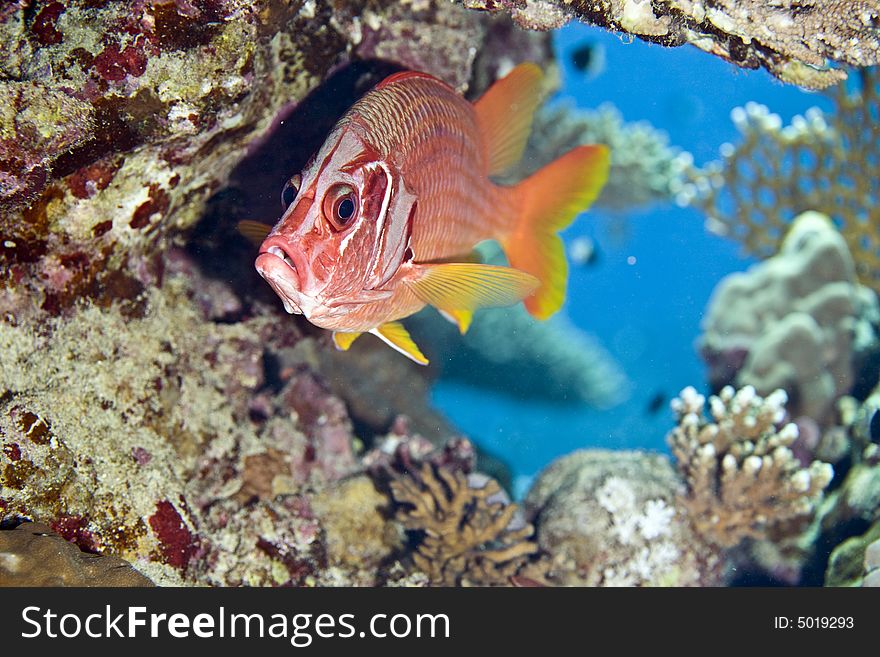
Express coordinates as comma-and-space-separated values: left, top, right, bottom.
376, 70, 438, 90
473, 63, 544, 176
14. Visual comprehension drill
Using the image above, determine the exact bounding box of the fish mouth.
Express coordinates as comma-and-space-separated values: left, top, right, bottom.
255, 236, 309, 315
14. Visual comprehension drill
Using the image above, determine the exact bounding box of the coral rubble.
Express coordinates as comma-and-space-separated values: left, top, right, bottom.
686, 69, 880, 293
669, 385, 834, 548
463, 0, 880, 88
699, 212, 880, 424
390, 463, 540, 586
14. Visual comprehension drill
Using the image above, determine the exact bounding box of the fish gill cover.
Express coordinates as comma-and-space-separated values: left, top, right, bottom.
0, 0, 879, 588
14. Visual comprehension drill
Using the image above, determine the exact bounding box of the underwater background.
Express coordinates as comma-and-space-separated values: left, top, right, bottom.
1, 1, 878, 588
434, 23, 837, 495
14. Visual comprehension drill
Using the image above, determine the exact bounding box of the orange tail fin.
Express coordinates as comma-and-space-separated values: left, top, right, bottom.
501, 145, 610, 319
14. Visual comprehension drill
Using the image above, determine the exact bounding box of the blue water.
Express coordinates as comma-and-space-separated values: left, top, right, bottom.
432, 24, 835, 495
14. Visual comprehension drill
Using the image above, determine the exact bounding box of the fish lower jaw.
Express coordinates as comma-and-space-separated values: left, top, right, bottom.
282, 298, 301, 315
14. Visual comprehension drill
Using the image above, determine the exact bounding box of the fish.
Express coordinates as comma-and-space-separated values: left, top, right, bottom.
568, 235, 601, 268
644, 390, 668, 416
570, 41, 606, 80
248, 63, 610, 365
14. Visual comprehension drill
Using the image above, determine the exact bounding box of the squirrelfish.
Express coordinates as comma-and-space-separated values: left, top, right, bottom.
245, 63, 609, 364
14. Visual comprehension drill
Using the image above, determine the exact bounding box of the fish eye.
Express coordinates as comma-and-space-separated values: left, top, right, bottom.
322, 183, 358, 231
281, 174, 302, 209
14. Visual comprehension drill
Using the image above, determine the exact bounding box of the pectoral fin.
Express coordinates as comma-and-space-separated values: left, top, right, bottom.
405, 263, 538, 334
332, 331, 362, 351
370, 322, 429, 365
237, 220, 273, 246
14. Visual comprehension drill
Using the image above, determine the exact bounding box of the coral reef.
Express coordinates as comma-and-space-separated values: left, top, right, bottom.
1, 0, 548, 323
525, 450, 723, 586
0, 521, 153, 586
505, 102, 692, 212
526, 385, 837, 586
668, 386, 834, 548
699, 212, 880, 424
685, 69, 880, 293
462, 0, 880, 88
0, 269, 410, 585
390, 463, 540, 586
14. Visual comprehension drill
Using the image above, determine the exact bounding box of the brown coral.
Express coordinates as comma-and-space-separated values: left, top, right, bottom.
668, 385, 834, 547
0, 521, 153, 586
390, 464, 539, 586
686, 69, 880, 293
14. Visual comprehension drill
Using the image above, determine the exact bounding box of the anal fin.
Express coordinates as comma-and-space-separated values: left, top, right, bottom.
370, 322, 429, 365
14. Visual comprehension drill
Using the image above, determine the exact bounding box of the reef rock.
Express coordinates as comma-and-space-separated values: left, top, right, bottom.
525, 449, 725, 586
463, 0, 880, 89
0, 0, 551, 324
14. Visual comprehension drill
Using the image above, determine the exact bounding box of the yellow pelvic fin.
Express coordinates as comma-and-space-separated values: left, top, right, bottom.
370, 322, 429, 366
332, 331, 362, 351
237, 220, 273, 246
438, 308, 474, 335
473, 62, 544, 176
503, 144, 610, 320
406, 262, 538, 332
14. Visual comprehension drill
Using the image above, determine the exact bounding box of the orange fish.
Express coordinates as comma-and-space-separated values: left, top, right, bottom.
247, 63, 609, 364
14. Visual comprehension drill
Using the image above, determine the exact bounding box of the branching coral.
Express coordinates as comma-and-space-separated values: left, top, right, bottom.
462, 0, 880, 89
669, 386, 834, 548
685, 68, 880, 293
390, 464, 539, 586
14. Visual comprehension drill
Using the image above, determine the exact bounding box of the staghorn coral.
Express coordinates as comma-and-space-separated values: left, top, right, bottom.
668, 385, 834, 548
505, 102, 693, 212
462, 0, 880, 89
390, 463, 539, 586
685, 69, 880, 292
525, 450, 723, 586
699, 212, 880, 424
